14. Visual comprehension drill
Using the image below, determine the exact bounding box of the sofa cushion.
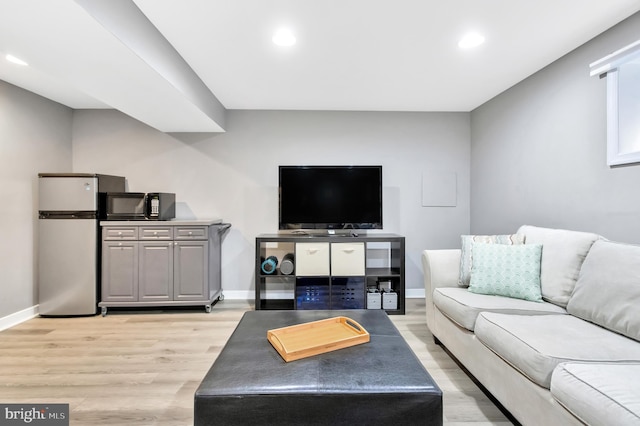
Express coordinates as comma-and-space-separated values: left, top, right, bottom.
517, 225, 601, 307
567, 240, 640, 342
433, 287, 566, 331
551, 362, 640, 426
459, 234, 525, 287
474, 312, 640, 388
468, 243, 543, 302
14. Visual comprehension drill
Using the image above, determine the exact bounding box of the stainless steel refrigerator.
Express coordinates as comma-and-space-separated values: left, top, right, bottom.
38, 173, 125, 316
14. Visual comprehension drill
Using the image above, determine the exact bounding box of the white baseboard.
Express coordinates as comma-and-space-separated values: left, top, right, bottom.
221, 289, 426, 300
0, 305, 38, 331
221, 290, 254, 300
406, 288, 426, 299
0, 291, 425, 327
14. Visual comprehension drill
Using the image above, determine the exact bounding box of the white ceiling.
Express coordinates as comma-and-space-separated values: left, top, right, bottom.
0, 0, 639, 132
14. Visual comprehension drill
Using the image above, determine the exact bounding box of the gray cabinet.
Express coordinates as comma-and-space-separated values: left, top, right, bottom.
174, 240, 208, 300
100, 221, 230, 315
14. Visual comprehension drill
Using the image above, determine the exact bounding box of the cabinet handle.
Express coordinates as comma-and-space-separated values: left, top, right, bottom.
154, 231, 158, 236
308, 248, 318, 254
343, 248, 355, 253
188, 231, 193, 236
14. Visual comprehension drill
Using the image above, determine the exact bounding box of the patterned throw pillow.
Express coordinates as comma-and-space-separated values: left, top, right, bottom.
468, 243, 543, 302
459, 234, 526, 286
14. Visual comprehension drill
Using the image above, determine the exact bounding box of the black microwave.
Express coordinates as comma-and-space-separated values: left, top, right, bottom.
104, 192, 176, 220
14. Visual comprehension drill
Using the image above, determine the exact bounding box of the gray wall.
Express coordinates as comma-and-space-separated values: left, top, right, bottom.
470, 12, 640, 243
0, 81, 73, 319
72, 109, 471, 297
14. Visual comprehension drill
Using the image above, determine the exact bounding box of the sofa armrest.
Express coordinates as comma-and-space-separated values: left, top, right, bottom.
422, 249, 461, 333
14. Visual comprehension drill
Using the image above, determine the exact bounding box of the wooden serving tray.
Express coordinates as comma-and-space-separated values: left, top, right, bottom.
267, 316, 370, 362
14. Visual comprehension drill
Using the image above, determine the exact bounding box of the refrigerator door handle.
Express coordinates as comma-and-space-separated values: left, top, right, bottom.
39, 211, 97, 219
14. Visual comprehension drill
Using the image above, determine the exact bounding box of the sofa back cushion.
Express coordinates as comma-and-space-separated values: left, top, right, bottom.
517, 225, 600, 307
567, 240, 640, 342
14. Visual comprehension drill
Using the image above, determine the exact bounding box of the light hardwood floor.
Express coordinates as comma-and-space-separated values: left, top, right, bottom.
0, 299, 513, 425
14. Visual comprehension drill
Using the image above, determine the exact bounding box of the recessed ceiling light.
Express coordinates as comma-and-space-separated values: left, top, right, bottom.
6, 54, 28, 66
272, 28, 296, 47
458, 32, 485, 49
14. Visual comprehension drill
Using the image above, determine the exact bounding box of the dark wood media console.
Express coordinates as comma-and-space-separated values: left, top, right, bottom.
255, 233, 405, 314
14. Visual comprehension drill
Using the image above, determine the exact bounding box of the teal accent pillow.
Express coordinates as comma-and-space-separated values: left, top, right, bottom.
468, 243, 543, 302
459, 234, 525, 287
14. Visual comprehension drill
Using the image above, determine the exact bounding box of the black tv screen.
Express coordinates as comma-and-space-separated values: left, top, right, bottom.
279, 165, 383, 230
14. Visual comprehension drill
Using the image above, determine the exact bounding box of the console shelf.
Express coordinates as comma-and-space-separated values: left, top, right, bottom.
255, 233, 405, 314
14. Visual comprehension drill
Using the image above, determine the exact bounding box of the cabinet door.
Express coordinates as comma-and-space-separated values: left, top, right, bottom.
174, 240, 208, 300
102, 241, 138, 302
139, 241, 173, 301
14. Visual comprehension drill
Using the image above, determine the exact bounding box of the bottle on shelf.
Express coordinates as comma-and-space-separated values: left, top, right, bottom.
280, 253, 295, 275
261, 256, 279, 275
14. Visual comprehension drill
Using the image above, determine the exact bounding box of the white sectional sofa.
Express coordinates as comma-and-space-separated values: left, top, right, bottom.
422, 225, 640, 425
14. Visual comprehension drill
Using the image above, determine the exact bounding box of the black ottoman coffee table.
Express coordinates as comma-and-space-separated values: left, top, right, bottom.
194, 310, 442, 425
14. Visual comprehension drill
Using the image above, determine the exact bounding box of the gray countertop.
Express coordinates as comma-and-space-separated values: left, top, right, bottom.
101, 219, 224, 226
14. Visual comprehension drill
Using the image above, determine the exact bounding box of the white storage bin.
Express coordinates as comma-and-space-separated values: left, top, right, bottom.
367, 292, 382, 309
382, 292, 398, 310
330, 242, 365, 276
295, 242, 330, 276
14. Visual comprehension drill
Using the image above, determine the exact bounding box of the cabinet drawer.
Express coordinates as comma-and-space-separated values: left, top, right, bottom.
174, 226, 208, 240
295, 242, 330, 276
140, 227, 173, 240
103, 227, 138, 240
331, 242, 365, 276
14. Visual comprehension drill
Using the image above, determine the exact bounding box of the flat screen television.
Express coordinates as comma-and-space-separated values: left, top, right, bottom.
279, 165, 383, 230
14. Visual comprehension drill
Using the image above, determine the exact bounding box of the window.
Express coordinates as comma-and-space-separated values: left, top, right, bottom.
590, 40, 640, 166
